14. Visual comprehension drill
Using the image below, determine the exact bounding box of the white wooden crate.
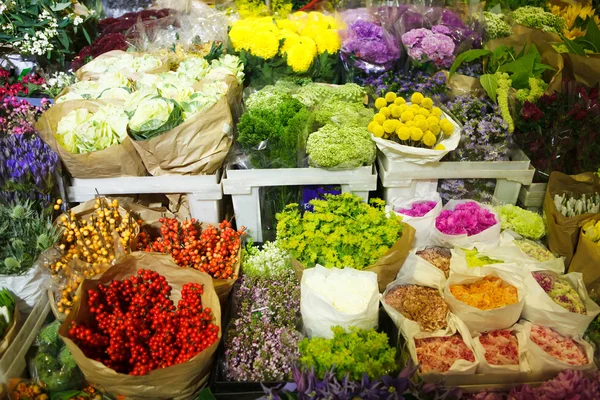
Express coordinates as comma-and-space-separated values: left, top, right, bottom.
378, 150, 535, 205
0, 293, 51, 384
66, 170, 223, 224
222, 165, 378, 241
519, 183, 547, 209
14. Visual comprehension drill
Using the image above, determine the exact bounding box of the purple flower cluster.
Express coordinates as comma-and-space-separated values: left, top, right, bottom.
342, 20, 400, 68
0, 96, 49, 135
397, 200, 438, 217
225, 273, 301, 382
360, 70, 448, 100
439, 179, 496, 204
0, 134, 59, 208
435, 201, 497, 236
401, 27, 456, 68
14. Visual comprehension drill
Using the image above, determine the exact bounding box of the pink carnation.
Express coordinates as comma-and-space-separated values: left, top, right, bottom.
397, 200, 438, 217
435, 202, 497, 236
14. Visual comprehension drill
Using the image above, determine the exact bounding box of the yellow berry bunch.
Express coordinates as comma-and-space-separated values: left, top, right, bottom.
368, 92, 455, 150
51, 198, 137, 315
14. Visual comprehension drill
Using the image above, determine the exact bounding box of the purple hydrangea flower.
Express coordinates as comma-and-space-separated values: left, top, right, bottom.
401, 28, 456, 68
341, 20, 400, 69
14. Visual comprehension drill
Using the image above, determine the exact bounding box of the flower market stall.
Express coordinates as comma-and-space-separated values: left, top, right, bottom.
1, 0, 600, 399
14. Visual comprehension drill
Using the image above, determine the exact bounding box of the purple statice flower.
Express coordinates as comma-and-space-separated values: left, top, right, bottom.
341, 20, 400, 71
435, 201, 497, 236
401, 28, 456, 68
397, 200, 438, 217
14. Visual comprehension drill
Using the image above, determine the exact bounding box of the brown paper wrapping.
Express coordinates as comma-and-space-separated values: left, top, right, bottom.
487, 27, 564, 94
563, 53, 600, 88
292, 223, 415, 293
544, 172, 600, 266
130, 95, 233, 176
58, 252, 221, 399
75, 50, 172, 82
0, 308, 20, 357
569, 223, 600, 295
36, 100, 147, 179
126, 204, 239, 306
446, 73, 486, 97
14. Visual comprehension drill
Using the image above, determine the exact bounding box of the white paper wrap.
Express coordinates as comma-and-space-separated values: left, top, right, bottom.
449, 247, 523, 277
0, 264, 49, 314
373, 108, 461, 164
301, 265, 380, 338
444, 267, 525, 333
392, 193, 442, 248
521, 271, 600, 337
471, 323, 531, 374
397, 251, 447, 287
429, 200, 501, 248
518, 321, 597, 373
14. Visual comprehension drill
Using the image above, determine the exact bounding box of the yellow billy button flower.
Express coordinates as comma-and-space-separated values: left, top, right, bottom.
413, 114, 426, 122
383, 119, 397, 134
380, 106, 391, 117
399, 104, 409, 113
373, 113, 386, 124
418, 108, 430, 118
405, 120, 415, 127
401, 110, 414, 122
397, 126, 411, 141
426, 116, 439, 126
440, 119, 454, 137
390, 105, 402, 118
423, 131, 437, 147
367, 121, 378, 133
421, 97, 434, 109
385, 92, 397, 102
394, 97, 406, 106
429, 124, 441, 136
372, 124, 385, 138
434, 144, 446, 150
411, 92, 424, 105
375, 97, 387, 109
415, 120, 428, 131
410, 127, 424, 141
431, 107, 442, 117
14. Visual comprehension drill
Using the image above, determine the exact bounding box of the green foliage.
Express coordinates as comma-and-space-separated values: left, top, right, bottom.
0, 201, 59, 275
314, 100, 374, 128
306, 123, 375, 168
276, 193, 403, 270
485, 0, 547, 11
299, 326, 397, 381
510, 6, 566, 34
560, 19, 600, 55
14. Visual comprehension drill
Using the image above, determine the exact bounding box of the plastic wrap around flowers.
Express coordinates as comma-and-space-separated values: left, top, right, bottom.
401, 26, 455, 68
341, 20, 400, 73
397, 200, 437, 217
435, 202, 497, 236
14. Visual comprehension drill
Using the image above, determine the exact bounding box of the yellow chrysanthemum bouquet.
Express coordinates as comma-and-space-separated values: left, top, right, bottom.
368, 91, 456, 151
228, 11, 342, 86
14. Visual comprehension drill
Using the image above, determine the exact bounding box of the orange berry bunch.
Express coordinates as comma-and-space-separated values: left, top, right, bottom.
137, 218, 245, 279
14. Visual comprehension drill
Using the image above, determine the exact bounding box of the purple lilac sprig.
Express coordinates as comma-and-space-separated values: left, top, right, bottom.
397, 200, 438, 217
401, 27, 456, 68
435, 201, 497, 236
0, 96, 50, 136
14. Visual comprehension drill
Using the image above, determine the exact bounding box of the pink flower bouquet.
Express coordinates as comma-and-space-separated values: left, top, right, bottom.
530, 324, 588, 366
479, 330, 519, 366
435, 201, 497, 236
397, 200, 438, 217
415, 334, 475, 373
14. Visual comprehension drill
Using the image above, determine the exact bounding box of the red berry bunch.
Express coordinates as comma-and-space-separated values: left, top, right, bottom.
68, 269, 219, 376
137, 219, 245, 280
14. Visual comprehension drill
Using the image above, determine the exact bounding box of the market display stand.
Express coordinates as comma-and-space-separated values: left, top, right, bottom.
378, 149, 535, 205
65, 170, 224, 224
0, 293, 51, 384
519, 183, 547, 210
223, 165, 378, 241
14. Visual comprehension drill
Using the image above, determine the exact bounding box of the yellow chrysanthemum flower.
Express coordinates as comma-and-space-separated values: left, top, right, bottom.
423, 131, 437, 147
372, 124, 384, 138
248, 30, 280, 59
410, 127, 424, 141
277, 19, 299, 32
411, 92, 424, 104
373, 113, 386, 124
229, 25, 253, 51
313, 29, 341, 54
397, 126, 411, 141
286, 39, 317, 72
280, 30, 301, 54
383, 119, 397, 134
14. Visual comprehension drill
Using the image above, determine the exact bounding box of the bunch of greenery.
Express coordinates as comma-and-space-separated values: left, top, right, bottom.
34, 321, 83, 392
237, 95, 312, 168
485, 0, 547, 11
558, 19, 600, 56
276, 193, 403, 269
299, 326, 396, 381
0, 200, 59, 275
450, 44, 554, 131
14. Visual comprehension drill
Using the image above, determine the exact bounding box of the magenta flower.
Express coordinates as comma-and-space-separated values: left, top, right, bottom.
397, 200, 438, 217
435, 202, 497, 236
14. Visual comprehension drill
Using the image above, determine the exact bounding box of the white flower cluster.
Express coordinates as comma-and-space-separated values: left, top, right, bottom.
13, 9, 58, 56
42, 70, 76, 96
243, 241, 292, 279
554, 193, 600, 217
72, 15, 83, 26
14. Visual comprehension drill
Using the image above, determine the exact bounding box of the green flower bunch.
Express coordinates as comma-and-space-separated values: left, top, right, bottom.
510, 6, 566, 33
497, 204, 546, 240
276, 193, 404, 269
299, 326, 397, 381
483, 12, 512, 40
516, 77, 548, 103
306, 123, 376, 168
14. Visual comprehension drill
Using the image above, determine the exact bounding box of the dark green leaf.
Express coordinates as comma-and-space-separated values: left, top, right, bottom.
499, 53, 536, 76
585, 18, 600, 51
197, 388, 217, 400
449, 49, 492, 76
480, 73, 499, 102
58, 31, 70, 50
527, 44, 542, 63
50, 390, 83, 400
532, 62, 555, 77
576, 39, 599, 53
561, 35, 587, 55
17, 68, 31, 80
82, 26, 91, 45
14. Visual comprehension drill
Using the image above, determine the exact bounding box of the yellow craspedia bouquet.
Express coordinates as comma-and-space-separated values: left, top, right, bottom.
367, 92, 454, 150
229, 11, 342, 86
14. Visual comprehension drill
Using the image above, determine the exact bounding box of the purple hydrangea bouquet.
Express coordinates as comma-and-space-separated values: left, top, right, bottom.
401, 26, 456, 68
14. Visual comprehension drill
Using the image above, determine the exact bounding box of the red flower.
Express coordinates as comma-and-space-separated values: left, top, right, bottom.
521, 101, 544, 121
539, 92, 558, 107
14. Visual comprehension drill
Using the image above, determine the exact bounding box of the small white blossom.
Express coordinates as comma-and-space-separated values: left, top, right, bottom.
73, 16, 83, 26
